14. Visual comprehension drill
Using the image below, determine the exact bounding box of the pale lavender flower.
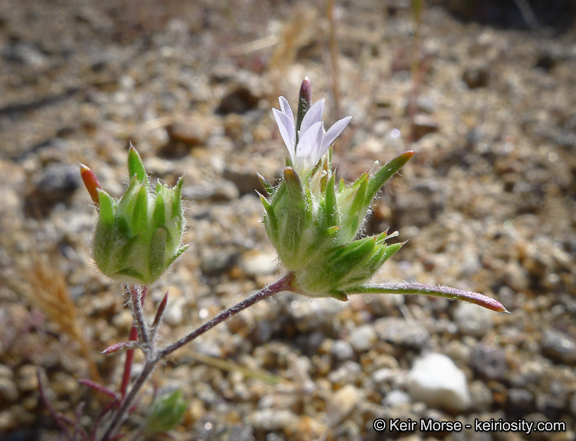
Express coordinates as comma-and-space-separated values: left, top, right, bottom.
273, 96, 352, 176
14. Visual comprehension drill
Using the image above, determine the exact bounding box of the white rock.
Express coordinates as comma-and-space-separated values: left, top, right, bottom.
383, 390, 411, 407
249, 409, 298, 431
331, 340, 354, 361
240, 250, 278, 276
453, 302, 493, 337
163, 295, 187, 327
350, 325, 377, 352
407, 353, 471, 412
326, 384, 361, 427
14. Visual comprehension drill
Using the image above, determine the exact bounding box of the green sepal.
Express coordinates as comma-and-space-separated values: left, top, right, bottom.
115, 214, 131, 241
116, 234, 141, 270
116, 267, 146, 281
257, 173, 275, 197
171, 177, 183, 219
153, 192, 166, 226
381, 242, 404, 262
97, 190, 115, 225
328, 290, 349, 302
341, 173, 368, 240
283, 167, 305, 208
258, 192, 278, 244
149, 228, 167, 281
324, 173, 338, 228
365, 151, 415, 204
326, 226, 340, 237
165, 245, 188, 268
132, 185, 148, 234
118, 176, 141, 215
128, 144, 149, 185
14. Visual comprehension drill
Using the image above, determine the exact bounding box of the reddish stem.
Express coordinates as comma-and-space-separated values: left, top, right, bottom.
119, 325, 138, 400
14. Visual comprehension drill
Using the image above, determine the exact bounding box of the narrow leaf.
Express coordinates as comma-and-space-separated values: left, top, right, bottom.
345, 283, 509, 313
366, 150, 415, 204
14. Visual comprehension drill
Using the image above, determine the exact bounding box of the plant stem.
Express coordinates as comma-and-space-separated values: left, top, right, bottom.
127, 285, 150, 348
100, 272, 295, 441
345, 282, 509, 313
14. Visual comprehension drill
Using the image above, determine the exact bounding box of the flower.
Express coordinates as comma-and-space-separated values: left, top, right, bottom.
273, 85, 351, 177
261, 77, 414, 300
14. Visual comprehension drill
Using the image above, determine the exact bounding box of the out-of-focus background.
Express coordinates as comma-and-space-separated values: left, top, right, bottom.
0, 0, 575, 439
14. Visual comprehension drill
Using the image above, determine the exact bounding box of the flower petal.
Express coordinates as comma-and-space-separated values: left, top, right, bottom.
321, 116, 352, 153
273, 108, 296, 161
296, 121, 324, 175
300, 99, 324, 135
279, 96, 294, 128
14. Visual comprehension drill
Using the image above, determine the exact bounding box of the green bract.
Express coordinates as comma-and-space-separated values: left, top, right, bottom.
92, 146, 188, 285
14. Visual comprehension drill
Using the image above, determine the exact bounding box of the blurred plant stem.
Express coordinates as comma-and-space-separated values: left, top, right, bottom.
407, 0, 424, 144
326, 0, 341, 119
99, 272, 296, 441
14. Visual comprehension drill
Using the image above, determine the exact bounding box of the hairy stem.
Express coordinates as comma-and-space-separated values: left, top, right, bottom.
100, 272, 295, 441
345, 283, 509, 313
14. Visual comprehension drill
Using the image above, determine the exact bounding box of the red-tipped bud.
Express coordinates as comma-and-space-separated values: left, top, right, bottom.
102, 341, 138, 354
296, 76, 313, 136
80, 163, 102, 206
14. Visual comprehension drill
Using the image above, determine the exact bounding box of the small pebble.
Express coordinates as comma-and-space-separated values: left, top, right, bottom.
373, 317, 430, 350
407, 353, 471, 412
541, 328, 576, 365
453, 302, 493, 337
383, 390, 411, 407
0, 378, 18, 402
326, 385, 361, 427
331, 340, 354, 361
248, 409, 299, 432
350, 325, 377, 352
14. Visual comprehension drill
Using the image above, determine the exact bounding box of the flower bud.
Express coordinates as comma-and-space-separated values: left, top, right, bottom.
82, 145, 187, 285
145, 389, 187, 434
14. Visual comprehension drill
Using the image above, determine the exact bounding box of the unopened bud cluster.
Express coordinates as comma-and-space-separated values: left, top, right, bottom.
81, 146, 187, 285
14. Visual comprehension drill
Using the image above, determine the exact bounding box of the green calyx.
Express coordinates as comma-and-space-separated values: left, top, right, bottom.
260, 150, 414, 300
92, 146, 187, 285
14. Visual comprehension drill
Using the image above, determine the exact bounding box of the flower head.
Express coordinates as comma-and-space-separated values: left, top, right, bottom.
262, 77, 414, 300
273, 79, 351, 177
81, 145, 188, 285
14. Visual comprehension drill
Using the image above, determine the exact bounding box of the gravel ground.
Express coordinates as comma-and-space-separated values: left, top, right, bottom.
0, 1, 575, 440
